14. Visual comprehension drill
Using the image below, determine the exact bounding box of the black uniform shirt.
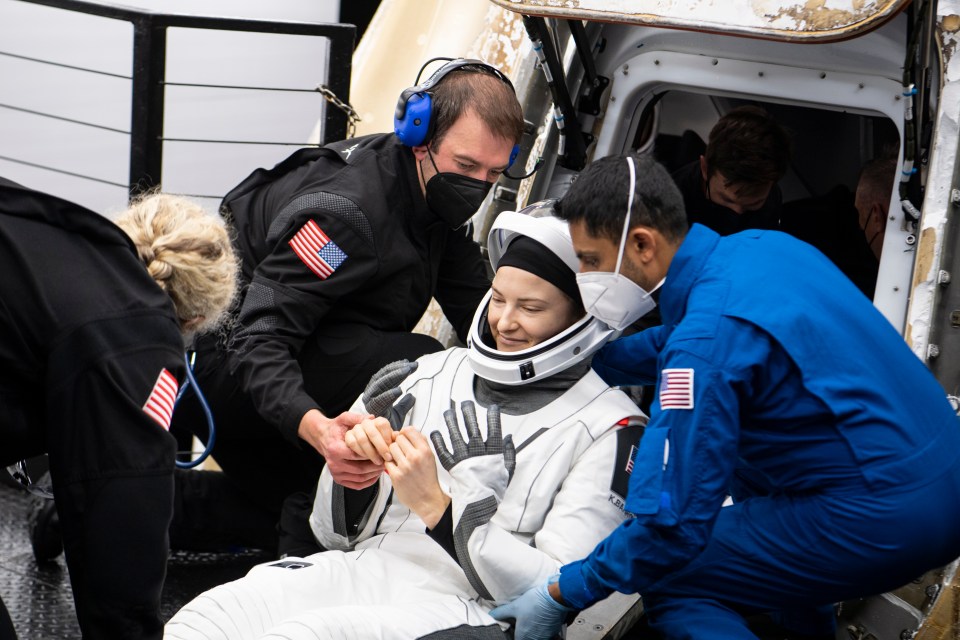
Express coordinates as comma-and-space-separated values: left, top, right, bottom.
221, 133, 490, 441
0, 177, 183, 475
672, 160, 782, 235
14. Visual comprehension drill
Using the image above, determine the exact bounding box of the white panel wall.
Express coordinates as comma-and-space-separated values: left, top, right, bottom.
0, 0, 340, 215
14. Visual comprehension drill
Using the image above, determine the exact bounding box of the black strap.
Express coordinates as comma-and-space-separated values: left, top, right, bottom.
0, 595, 18, 640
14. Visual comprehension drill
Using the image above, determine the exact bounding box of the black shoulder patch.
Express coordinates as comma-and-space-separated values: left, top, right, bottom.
267, 191, 374, 246
611, 424, 644, 501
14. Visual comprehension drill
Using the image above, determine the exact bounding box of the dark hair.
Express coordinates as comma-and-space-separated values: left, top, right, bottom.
704, 105, 791, 189
556, 154, 688, 244
429, 66, 525, 148
857, 156, 898, 205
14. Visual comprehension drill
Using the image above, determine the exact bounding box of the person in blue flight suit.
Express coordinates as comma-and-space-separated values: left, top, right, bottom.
489, 153, 960, 640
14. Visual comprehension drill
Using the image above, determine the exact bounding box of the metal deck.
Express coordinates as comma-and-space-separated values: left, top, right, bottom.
0, 482, 271, 639
2, 478, 864, 640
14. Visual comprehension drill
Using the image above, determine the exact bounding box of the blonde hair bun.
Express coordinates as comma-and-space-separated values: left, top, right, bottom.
115, 192, 239, 336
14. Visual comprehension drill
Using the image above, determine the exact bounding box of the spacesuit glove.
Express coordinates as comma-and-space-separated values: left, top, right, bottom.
489, 576, 571, 640
430, 401, 516, 508
386, 393, 415, 432
361, 359, 418, 419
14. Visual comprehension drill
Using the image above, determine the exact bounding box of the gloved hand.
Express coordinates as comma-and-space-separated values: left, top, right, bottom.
489, 577, 571, 640
430, 401, 517, 598
361, 359, 418, 419
384, 393, 415, 432
431, 401, 515, 475
428, 401, 515, 549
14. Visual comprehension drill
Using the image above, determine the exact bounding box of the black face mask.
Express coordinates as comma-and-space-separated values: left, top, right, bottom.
422, 150, 493, 229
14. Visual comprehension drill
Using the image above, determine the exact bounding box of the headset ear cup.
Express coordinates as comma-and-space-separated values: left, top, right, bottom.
394, 92, 433, 147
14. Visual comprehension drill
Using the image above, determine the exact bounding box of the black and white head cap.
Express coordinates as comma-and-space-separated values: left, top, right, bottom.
467, 200, 620, 385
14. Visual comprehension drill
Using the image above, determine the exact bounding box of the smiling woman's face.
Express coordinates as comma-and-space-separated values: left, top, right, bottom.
487, 266, 582, 352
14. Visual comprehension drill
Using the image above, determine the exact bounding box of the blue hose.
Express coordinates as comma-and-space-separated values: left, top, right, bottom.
174, 351, 216, 469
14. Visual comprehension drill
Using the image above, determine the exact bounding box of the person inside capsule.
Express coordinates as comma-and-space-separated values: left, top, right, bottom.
164, 202, 646, 640
672, 105, 790, 234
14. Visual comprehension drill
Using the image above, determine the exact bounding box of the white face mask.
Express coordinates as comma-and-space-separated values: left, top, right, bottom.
575, 156, 661, 331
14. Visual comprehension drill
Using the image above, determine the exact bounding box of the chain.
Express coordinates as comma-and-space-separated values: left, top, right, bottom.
315, 84, 361, 138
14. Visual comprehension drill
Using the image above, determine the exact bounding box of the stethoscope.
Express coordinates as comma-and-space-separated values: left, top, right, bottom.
5, 351, 217, 499
174, 350, 216, 469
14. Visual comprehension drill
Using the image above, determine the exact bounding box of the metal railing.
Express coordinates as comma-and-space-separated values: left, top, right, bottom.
6, 0, 355, 198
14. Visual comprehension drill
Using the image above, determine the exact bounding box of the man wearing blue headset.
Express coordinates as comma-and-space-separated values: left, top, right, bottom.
166, 58, 526, 555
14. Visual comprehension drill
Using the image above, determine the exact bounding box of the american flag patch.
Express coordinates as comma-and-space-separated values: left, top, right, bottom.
289, 219, 348, 280
143, 368, 178, 430
625, 444, 638, 474
660, 368, 694, 410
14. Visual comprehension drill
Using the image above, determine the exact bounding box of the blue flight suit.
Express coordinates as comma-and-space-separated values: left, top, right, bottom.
558, 224, 960, 639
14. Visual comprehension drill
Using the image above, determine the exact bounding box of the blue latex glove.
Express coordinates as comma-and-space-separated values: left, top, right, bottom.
489, 577, 571, 640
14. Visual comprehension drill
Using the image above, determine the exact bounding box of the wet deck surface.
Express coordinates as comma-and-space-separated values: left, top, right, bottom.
0, 481, 271, 639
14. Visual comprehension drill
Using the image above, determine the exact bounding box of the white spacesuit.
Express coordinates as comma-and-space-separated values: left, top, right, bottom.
164, 203, 646, 640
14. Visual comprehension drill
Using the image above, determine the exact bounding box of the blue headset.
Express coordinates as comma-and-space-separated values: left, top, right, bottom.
393, 57, 520, 167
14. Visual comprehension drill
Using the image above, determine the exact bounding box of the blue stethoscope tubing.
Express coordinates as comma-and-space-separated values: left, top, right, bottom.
174, 351, 216, 469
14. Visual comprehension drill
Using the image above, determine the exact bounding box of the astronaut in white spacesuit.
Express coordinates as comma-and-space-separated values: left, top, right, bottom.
164, 202, 646, 640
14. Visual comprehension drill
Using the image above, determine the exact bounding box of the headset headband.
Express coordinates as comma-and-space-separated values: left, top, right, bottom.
393, 57, 520, 163
394, 58, 515, 121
